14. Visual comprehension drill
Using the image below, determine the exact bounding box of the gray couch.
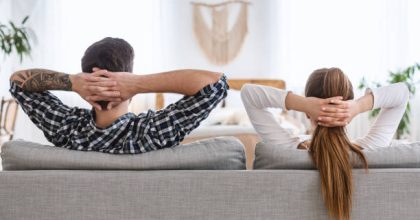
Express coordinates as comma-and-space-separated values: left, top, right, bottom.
1, 138, 420, 220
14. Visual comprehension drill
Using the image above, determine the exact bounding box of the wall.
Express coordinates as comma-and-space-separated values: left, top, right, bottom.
2, 0, 420, 144
0, 0, 12, 97
160, 0, 279, 78
158, 0, 420, 141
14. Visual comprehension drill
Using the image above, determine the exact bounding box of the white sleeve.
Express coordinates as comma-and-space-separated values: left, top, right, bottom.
241, 84, 300, 147
354, 83, 409, 149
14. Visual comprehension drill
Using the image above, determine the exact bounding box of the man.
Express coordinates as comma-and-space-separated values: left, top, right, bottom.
9, 37, 228, 154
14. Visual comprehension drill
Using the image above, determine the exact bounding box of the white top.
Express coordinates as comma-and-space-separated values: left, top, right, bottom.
240, 83, 409, 149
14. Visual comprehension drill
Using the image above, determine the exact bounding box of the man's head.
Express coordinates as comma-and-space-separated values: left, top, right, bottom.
81, 37, 134, 110
82, 37, 134, 73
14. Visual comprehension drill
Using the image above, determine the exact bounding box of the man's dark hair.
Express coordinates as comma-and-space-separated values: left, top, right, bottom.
81, 37, 134, 73
81, 37, 134, 109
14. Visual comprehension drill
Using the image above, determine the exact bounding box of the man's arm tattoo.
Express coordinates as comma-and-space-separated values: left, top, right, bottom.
11, 69, 72, 92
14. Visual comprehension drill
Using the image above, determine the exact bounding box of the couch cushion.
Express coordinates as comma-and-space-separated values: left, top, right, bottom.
254, 141, 420, 169
1, 137, 246, 170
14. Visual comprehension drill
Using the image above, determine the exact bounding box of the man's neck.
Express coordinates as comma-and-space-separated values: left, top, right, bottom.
94, 102, 129, 128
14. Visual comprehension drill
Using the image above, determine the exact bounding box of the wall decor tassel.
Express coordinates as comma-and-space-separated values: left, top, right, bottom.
192, 0, 250, 65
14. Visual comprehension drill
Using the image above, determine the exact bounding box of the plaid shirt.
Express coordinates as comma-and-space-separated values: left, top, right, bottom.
10, 75, 228, 154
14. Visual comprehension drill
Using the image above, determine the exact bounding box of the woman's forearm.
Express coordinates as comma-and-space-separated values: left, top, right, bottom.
134, 69, 222, 96
355, 93, 374, 114
285, 92, 353, 127
285, 92, 307, 112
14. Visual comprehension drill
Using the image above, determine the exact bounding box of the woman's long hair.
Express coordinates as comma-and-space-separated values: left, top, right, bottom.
305, 68, 368, 220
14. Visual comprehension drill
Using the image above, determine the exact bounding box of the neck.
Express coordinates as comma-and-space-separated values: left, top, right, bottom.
94, 102, 129, 128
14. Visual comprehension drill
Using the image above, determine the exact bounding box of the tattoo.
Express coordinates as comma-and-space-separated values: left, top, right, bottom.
12, 69, 72, 92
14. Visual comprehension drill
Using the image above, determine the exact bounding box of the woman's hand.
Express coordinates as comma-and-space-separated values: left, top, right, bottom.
304, 96, 352, 127
317, 94, 372, 127
286, 93, 352, 127
316, 98, 367, 127
316, 99, 355, 127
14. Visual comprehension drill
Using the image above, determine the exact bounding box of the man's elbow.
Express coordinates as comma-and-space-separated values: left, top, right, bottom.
183, 70, 222, 95
10, 70, 26, 87
200, 71, 222, 87
10, 71, 20, 82
209, 72, 222, 83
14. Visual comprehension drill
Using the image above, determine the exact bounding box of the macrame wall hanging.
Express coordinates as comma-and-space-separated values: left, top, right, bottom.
191, 0, 250, 65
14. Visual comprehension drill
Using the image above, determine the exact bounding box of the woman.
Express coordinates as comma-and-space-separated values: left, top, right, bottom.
241, 68, 409, 220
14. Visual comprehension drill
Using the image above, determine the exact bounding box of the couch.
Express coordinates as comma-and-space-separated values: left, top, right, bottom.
1, 138, 420, 220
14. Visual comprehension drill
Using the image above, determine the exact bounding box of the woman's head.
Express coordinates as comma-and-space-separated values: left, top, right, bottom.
305, 68, 354, 125
304, 68, 367, 220
305, 67, 353, 99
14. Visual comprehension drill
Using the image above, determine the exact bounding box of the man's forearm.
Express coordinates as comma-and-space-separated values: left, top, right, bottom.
134, 69, 222, 96
10, 69, 72, 92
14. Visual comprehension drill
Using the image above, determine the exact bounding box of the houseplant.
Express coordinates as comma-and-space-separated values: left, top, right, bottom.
358, 63, 419, 139
0, 16, 33, 62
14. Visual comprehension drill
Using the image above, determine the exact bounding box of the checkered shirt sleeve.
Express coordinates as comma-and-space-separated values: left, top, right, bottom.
133, 74, 229, 150
9, 82, 75, 145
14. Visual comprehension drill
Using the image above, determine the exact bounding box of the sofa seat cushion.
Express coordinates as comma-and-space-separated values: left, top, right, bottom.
254, 142, 420, 169
1, 137, 246, 170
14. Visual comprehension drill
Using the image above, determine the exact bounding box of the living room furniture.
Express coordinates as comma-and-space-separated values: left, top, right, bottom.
1, 137, 246, 171
156, 79, 286, 169
0, 97, 18, 146
1, 139, 420, 219
1, 169, 419, 220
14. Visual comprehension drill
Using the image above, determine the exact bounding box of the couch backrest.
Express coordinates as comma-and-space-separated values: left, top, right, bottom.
254, 142, 420, 169
1, 137, 246, 170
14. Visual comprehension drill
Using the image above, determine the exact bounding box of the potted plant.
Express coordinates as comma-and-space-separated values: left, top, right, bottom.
0, 16, 33, 62
358, 64, 419, 139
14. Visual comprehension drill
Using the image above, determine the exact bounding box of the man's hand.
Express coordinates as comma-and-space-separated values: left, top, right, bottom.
70, 70, 121, 110
304, 96, 353, 127
81, 68, 139, 109
83, 68, 223, 110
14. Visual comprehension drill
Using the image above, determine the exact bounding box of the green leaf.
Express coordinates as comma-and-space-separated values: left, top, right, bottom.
1, 16, 34, 62
21, 16, 29, 24
369, 108, 380, 118
9, 21, 16, 30
358, 77, 367, 89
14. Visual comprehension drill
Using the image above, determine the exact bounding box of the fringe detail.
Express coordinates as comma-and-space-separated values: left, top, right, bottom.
193, 2, 248, 65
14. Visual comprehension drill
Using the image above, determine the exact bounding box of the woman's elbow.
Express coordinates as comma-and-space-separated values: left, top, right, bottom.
240, 84, 253, 104
400, 83, 410, 102
393, 83, 410, 106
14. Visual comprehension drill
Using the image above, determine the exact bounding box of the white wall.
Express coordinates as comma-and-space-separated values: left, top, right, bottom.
3, 0, 165, 144
160, 0, 279, 77
2, 0, 64, 144
159, 0, 420, 141
2, 0, 420, 143
0, 0, 12, 97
